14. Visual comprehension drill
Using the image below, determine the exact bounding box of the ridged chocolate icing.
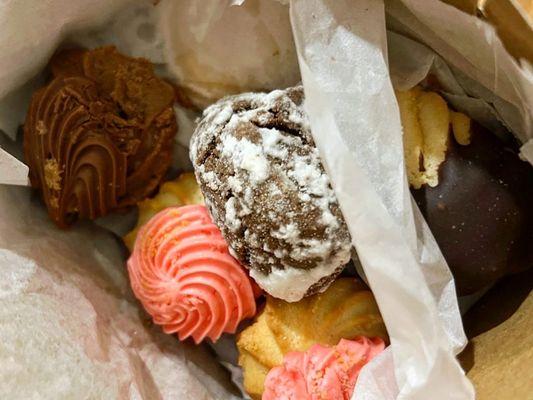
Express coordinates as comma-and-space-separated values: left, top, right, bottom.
24, 76, 127, 226
24, 47, 177, 227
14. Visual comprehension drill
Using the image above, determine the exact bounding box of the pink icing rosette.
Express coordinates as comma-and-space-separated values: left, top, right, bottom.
263, 337, 385, 400
127, 204, 257, 343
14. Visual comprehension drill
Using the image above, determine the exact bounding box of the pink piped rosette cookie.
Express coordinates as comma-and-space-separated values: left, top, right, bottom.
127, 204, 258, 343
263, 337, 385, 400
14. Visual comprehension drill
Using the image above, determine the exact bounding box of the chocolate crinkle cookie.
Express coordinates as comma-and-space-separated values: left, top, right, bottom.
190, 87, 352, 302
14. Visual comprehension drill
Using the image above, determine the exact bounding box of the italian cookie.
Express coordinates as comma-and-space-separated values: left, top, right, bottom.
123, 173, 203, 250
190, 86, 352, 302
127, 205, 258, 344
24, 46, 177, 227
397, 87, 533, 295
237, 278, 387, 399
263, 337, 385, 400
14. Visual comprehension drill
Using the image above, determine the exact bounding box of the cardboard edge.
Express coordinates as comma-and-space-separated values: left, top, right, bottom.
441, 0, 533, 62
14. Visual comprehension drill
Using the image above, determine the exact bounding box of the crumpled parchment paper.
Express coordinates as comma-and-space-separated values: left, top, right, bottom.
290, 0, 531, 399
0, 185, 238, 399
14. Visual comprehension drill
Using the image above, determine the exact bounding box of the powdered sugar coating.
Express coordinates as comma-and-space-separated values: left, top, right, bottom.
190, 87, 351, 301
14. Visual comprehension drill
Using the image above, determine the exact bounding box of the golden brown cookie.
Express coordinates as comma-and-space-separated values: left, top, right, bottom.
237, 278, 387, 399
123, 173, 204, 250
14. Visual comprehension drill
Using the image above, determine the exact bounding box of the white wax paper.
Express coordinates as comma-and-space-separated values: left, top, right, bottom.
291, 1, 471, 399
0, 185, 237, 399
290, 0, 532, 399
0, 148, 27, 186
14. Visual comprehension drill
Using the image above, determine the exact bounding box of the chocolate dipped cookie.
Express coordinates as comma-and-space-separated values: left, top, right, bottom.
190, 87, 351, 302
397, 87, 533, 295
24, 47, 177, 227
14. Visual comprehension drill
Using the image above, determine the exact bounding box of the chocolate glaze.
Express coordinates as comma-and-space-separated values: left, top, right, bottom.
412, 125, 533, 295
24, 47, 177, 227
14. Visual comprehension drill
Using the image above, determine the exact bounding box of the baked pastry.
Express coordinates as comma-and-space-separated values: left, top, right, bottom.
263, 337, 385, 400
24, 46, 177, 227
161, 0, 300, 109
397, 87, 533, 295
237, 278, 387, 399
190, 86, 352, 302
127, 205, 257, 344
123, 173, 203, 250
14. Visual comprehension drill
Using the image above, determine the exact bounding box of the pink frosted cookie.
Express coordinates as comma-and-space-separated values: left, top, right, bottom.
127, 204, 257, 343
263, 337, 385, 400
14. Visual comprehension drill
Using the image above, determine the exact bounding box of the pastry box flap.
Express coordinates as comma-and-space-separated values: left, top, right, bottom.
443, 0, 533, 61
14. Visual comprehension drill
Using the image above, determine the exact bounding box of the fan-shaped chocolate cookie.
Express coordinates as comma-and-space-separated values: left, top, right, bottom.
24, 47, 177, 227
190, 87, 351, 302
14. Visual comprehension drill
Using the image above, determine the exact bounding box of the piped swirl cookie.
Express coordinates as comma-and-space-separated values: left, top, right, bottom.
127, 205, 257, 343
237, 278, 387, 399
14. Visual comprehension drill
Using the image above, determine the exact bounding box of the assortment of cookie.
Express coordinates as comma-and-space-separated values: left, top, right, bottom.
19, 35, 532, 399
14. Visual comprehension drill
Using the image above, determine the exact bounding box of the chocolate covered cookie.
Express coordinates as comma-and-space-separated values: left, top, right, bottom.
398, 88, 533, 295
190, 87, 351, 302
24, 47, 177, 227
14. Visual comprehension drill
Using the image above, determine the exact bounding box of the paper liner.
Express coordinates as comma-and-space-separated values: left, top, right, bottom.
0, 185, 237, 399
290, 1, 472, 398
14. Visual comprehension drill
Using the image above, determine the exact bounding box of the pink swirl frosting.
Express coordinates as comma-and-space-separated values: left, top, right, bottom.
127, 204, 257, 343
263, 337, 385, 400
